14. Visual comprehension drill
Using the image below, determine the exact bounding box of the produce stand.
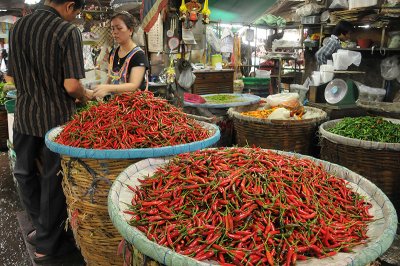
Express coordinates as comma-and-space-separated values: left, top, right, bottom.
320, 118, 400, 215
109, 149, 397, 266
45, 122, 220, 266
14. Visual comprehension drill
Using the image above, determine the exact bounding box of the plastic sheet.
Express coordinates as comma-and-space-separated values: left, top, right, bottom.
108, 149, 398, 266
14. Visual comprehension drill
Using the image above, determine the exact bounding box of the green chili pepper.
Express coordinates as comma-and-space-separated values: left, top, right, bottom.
328, 116, 400, 143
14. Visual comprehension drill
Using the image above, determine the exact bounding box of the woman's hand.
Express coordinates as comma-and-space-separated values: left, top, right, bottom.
93, 84, 112, 98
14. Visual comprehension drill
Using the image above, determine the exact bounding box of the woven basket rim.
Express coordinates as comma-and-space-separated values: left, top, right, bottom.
356, 100, 400, 114
228, 106, 327, 125
108, 148, 398, 266
45, 121, 220, 159
319, 118, 400, 151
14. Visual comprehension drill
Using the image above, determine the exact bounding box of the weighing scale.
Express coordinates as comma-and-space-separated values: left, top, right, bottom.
309, 79, 358, 107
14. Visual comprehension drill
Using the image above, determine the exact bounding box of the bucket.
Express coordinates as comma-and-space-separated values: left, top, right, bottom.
5, 99, 15, 143
211, 54, 222, 68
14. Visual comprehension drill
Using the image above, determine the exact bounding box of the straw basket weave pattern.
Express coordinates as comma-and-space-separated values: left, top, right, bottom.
228, 106, 327, 155
319, 119, 400, 215
61, 157, 139, 266
0, 108, 8, 150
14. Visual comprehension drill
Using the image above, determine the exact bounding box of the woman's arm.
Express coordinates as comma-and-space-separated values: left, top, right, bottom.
93, 66, 146, 98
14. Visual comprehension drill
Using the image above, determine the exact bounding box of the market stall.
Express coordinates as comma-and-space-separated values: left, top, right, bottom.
2, 0, 400, 265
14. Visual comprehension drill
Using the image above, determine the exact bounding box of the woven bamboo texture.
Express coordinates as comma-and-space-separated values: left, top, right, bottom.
131, 244, 160, 266
229, 106, 327, 155
61, 156, 139, 266
320, 139, 400, 215
0, 108, 8, 150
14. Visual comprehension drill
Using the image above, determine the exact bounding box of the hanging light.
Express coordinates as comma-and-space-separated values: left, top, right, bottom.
25, 0, 41, 4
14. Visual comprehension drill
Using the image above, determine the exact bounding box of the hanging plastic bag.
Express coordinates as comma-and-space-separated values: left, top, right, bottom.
206, 27, 221, 52
381, 56, 400, 81
296, 3, 323, 17
329, 0, 349, 9
178, 69, 196, 90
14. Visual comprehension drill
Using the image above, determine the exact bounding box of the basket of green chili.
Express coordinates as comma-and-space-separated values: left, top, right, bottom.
319, 116, 400, 215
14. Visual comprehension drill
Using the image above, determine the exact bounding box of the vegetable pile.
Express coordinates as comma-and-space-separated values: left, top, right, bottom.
241, 106, 305, 120
0, 83, 7, 105
126, 148, 373, 265
328, 116, 400, 143
204, 94, 244, 104
56, 91, 211, 149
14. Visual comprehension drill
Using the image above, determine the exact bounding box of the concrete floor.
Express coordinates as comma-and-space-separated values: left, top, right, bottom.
0, 150, 399, 266
0, 151, 30, 265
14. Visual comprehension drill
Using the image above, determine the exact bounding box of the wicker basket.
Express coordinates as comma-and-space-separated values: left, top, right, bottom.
228, 105, 327, 155
0, 106, 8, 150
319, 119, 400, 215
62, 157, 138, 266
46, 122, 220, 266
356, 100, 400, 119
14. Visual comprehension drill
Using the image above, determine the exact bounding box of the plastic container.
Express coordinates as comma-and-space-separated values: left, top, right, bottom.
357, 38, 372, 49
5, 99, 15, 142
301, 16, 320, 24
357, 85, 386, 102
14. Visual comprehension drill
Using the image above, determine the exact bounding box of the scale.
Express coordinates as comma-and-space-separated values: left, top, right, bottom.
309, 79, 358, 107
324, 79, 358, 107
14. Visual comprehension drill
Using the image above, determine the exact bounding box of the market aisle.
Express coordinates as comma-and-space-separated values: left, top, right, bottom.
0, 151, 30, 265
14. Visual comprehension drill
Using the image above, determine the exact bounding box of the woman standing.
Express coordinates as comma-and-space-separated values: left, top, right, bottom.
93, 11, 149, 98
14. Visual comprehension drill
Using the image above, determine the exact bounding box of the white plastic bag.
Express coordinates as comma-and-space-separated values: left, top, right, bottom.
332, 49, 362, 70
296, 3, 322, 17
266, 93, 300, 109
381, 56, 400, 81
329, 0, 349, 9
268, 108, 291, 120
178, 69, 196, 90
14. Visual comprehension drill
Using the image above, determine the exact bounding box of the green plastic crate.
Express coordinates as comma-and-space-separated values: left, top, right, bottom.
242, 77, 270, 86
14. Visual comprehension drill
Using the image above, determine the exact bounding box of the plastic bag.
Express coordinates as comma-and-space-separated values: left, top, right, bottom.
268, 108, 291, 120
332, 49, 362, 70
266, 93, 301, 109
178, 69, 196, 90
329, 0, 349, 9
296, 3, 322, 17
206, 27, 221, 52
381, 56, 400, 81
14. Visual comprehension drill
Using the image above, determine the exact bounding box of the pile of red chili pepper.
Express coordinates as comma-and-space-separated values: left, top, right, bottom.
55, 91, 210, 149
126, 148, 373, 266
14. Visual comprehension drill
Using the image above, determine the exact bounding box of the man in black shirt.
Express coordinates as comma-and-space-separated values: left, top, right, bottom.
8, 0, 92, 263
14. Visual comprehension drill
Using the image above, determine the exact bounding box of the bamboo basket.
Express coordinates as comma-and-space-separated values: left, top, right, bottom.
0, 106, 8, 150
228, 105, 327, 155
61, 157, 138, 266
319, 119, 400, 215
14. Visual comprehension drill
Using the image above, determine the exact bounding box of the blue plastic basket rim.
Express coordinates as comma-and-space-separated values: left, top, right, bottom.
45, 121, 220, 159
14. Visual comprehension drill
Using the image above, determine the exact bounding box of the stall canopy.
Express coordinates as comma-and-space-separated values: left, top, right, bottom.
208, 0, 277, 24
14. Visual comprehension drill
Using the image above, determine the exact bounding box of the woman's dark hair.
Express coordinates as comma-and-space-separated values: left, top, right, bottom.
111, 11, 135, 31
50, 0, 86, 10
333, 20, 353, 36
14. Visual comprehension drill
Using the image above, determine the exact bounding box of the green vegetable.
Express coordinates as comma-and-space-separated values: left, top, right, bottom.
203, 94, 244, 104
0, 83, 7, 105
328, 116, 400, 143
77, 100, 98, 113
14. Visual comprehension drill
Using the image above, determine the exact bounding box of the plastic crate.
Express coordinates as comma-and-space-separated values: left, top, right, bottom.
242, 77, 270, 98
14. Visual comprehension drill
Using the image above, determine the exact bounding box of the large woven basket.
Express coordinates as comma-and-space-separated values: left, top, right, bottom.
0, 106, 8, 150
109, 150, 397, 266
228, 105, 327, 154
356, 100, 400, 119
45, 122, 220, 266
319, 118, 400, 215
